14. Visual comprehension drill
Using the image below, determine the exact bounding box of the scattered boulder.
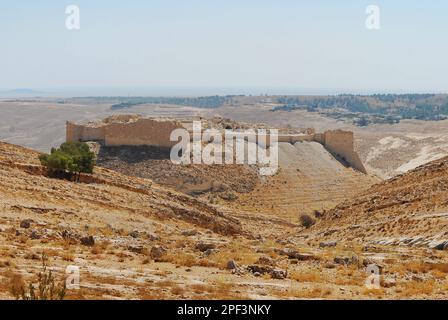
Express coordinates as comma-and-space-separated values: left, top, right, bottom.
146, 232, 160, 241
257, 256, 276, 266
275, 248, 297, 258
323, 230, 336, 236
319, 241, 337, 248
182, 230, 198, 237
433, 241, 448, 250
334, 255, 359, 266
129, 230, 140, 239
226, 260, 238, 270
203, 249, 217, 256
150, 245, 167, 259
271, 269, 288, 280
219, 191, 238, 201
80, 236, 95, 246
247, 265, 273, 275
313, 210, 324, 218
29, 230, 41, 240
20, 219, 32, 229
61, 230, 76, 240
382, 278, 397, 288
295, 253, 319, 261
412, 275, 424, 282
195, 242, 216, 252
128, 245, 145, 254
275, 248, 318, 261
362, 258, 383, 269
362, 245, 378, 252
25, 253, 40, 260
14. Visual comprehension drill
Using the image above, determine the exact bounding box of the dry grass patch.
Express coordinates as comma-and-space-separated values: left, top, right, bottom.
162, 251, 212, 268
361, 288, 385, 298
171, 285, 185, 296
391, 260, 448, 275
208, 241, 259, 269
289, 270, 325, 283
397, 279, 436, 297
198, 280, 247, 300
137, 287, 167, 300
91, 241, 110, 255
276, 286, 332, 299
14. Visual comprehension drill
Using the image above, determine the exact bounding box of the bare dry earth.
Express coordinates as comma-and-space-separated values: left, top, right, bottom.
355, 121, 448, 178
95, 141, 378, 223
1, 141, 448, 299
225, 141, 378, 222
306, 156, 448, 248
95, 145, 259, 197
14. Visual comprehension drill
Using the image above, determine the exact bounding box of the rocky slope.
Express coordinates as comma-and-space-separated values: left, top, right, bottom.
1, 141, 448, 300
229, 141, 379, 221
95, 145, 259, 196
95, 140, 379, 223
310, 156, 448, 248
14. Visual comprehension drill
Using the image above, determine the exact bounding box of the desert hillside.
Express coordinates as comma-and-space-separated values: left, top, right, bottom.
1, 141, 448, 299
227, 141, 378, 221
95, 144, 259, 197
310, 156, 448, 248
96, 141, 379, 222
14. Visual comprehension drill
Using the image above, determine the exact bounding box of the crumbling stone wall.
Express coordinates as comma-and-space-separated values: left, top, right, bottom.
104, 118, 184, 148
66, 121, 105, 143
319, 130, 367, 174
66, 119, 367, 173
66, 118, 183, 148
66, 122, 81, 142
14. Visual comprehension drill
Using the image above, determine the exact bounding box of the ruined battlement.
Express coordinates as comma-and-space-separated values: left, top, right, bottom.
67, 115, 186, 148
318, 130, 366, 174
66, 116, 367, 173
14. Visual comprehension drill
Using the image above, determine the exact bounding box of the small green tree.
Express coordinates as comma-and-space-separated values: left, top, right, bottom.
39, 142, 95, 181
8, 254, 66, 300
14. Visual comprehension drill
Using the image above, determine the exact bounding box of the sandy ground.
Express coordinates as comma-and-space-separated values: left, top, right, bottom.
224, 141, 377, 222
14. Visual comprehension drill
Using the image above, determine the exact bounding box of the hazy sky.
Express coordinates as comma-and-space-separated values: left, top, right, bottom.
1, 1, 448, 94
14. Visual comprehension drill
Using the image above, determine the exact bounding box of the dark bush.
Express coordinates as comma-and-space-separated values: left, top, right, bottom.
299, 214, 315, 229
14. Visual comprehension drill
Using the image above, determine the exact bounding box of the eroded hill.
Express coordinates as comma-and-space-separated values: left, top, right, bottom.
224, 141, 378, 221
309, 156, 448, 248
1, 141, 448, 300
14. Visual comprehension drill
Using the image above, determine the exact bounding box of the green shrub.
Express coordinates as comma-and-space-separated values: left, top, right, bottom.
8, 254, 66, 300
39, 142, 95, 180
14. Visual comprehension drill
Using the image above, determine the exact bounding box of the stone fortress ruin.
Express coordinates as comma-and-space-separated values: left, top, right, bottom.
66, 114, 367, 173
